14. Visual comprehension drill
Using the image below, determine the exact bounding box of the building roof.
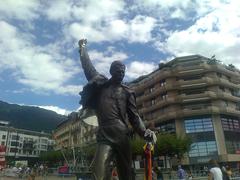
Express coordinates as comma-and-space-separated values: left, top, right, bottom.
129, 54, 240, 85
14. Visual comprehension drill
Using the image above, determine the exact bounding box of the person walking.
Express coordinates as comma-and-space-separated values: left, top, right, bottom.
208, 159, 223, 180
225, 165, 232, 180
177, 165, 186, 180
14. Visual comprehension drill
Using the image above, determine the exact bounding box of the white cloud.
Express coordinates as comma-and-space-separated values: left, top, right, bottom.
0, 21, 82, 95
68, 23, 106, 43
72, 0, 125, 24
132, 0, 228, 20
108, 20, 128, 40
44, 0, 125, 31
15, 103, 71, 115
88, 47, 128, 76
1, 0, 240, 99
67, 15, 157, 43
57, 0, 157, 44
38, 105, 71, 115
128, 16, 157, 43
131, 0, 194, 20
165, 1, 240, 69
0, 0, 40, 21
126, 61, 156, 79
43, 0, 72, 21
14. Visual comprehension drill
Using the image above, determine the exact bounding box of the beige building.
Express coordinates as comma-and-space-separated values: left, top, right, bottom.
130, 55, 240, 165
53, 112, 96, 150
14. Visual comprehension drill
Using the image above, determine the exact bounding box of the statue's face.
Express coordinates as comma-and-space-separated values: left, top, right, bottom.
111, 65, 125, 83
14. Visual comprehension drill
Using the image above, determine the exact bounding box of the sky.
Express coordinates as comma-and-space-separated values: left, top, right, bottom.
0, 0, 240, 115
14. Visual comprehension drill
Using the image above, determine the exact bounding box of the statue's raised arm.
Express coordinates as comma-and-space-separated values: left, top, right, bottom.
78, 39, 98, 81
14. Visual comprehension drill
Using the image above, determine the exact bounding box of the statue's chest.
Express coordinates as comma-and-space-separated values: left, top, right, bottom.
99, 86, 126, 105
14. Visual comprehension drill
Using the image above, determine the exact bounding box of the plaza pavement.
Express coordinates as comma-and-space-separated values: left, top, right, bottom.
0, 175, 76, 180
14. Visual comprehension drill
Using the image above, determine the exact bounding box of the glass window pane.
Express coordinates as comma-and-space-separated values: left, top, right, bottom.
185, 117, 213, 133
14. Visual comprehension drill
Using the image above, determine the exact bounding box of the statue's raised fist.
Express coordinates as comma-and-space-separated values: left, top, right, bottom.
78, 39, 87, 47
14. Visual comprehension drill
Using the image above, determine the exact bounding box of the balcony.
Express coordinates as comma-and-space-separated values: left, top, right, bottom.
132, 62, 240, 92
136, 87, 167, 104
205, 77, 240, 89
204, 63, 240, 78
138, 89, 240, 115
139, 97, 175, 114
148, 105, 240, 124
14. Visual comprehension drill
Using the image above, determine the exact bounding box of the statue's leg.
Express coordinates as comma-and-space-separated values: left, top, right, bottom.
115, 138, 132, 180
92, 144, 113, 180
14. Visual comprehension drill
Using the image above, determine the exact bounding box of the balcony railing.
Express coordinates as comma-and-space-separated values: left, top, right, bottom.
137, 88, 240, 113
144, 105, 240, 124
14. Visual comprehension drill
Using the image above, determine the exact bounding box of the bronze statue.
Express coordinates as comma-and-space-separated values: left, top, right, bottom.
78, 39, 156, 180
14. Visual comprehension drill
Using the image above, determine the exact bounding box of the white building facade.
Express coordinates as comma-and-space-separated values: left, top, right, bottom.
0, 124, 54, 158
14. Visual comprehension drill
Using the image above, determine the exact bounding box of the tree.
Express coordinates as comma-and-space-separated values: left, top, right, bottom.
82, 144, 97, 159
130, 136, 146, 158
155, 134, 191, 167
39, 150, 63, 166
207, 55, 221, 65
227, 64, 236, 71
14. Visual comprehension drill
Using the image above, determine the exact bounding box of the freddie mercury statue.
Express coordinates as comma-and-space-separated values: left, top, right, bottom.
78, 39, 156, 180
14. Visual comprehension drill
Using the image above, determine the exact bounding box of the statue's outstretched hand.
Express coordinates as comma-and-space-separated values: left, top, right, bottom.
78, 39, 87, 48
144, 129, 157, 144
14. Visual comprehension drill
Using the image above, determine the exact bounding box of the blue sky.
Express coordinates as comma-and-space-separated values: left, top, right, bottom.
0, 0, 240, 115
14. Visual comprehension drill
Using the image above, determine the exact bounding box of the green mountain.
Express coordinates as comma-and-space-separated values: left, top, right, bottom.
0, 101, 67, 133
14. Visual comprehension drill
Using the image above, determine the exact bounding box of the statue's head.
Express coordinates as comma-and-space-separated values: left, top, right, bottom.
110, 61, 125, 83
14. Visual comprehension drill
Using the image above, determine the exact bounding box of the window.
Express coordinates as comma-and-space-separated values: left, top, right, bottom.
149, 86, 154, 93
223, 101, 229, 107
1, 142, 5, 145
226, 140, 240, 154
230, 89, 234, 96
185, 117, 213, 133
236, 103, 240, 111
217, 73, 222, 78
182, 75, 202, 81
146, 112, 154, 120
221, 116, 240, 132
183, 88, 205, 95
136, 91, 144, 97
160, 79, 166, 87
183, 102, 211, 110
11, 135, 19, 140
10, 148, 18, 153
155, 122, 176, 134
2, 135, 6, 139
41, 145, 47, 149
151, 98, 156, 105
233, 90, 240, 97
219, 86, 225, 92
41, 139, 48, 144
137, 104, 143, 109
189, 141, 217, 157
11, 142, 19, 147
160, 93, 168, 100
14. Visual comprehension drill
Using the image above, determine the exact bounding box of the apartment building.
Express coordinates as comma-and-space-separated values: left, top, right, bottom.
130, 55, 240, 166
0, 122, 53, 159
53, 112, 96, 150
